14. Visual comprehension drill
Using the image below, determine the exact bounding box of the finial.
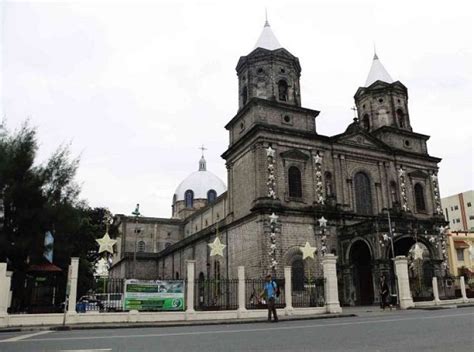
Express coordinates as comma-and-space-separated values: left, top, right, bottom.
264, 8, 269, 27
373, 42, 378, 60
199, 144, 207, 157
198, 145, 207, 171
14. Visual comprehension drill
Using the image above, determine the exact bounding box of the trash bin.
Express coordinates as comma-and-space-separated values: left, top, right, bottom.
390, 294, 397, 306
76, 302, 86, 313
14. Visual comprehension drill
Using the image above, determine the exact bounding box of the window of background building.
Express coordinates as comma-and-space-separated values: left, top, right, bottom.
467, 202, 472, 207
138, 241, 145, 253
469, 215, 474, 220
454, 205, 459, 210
456, 248, 465, 261
456, 219, 461, 223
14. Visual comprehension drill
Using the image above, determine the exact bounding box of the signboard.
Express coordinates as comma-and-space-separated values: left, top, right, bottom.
124, 280, 185, 311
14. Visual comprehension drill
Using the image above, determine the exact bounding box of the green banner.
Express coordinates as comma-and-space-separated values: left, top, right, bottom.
124, 280, 185, 311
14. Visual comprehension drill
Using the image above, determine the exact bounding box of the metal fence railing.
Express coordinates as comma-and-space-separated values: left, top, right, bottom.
194, 279, 239, 311
76, 278, 125, 312
409, 275, 434, 302
292, 277, 325, 308
245, 278, 286, 310
438, 276, 462, 300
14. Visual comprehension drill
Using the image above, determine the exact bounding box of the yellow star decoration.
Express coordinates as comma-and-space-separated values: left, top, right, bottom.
96, 233, 117, 254
411, 243, 424, 261
208, 237, 226, 257
300, 241, 316, 260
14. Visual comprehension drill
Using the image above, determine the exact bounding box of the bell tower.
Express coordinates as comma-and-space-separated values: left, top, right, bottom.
354, 53, 412, 132
236, 20, 302, 110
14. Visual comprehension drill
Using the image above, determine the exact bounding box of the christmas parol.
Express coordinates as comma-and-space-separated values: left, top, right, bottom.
430, 172, 443, 215
398, 167, 410, 212
266, 146, 277, 199
208, 236, 226, 257
268, 212, 279, 270
300, 241, 316, 260
96, 233, 117, 255
438, 225, 450, 271
317, 216, 328, 255
314, 152, 325, 205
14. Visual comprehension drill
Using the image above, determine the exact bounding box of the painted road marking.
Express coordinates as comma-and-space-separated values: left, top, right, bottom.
60, 349, 112, 351
1, 311, 472, 343
0, 330, 52, 342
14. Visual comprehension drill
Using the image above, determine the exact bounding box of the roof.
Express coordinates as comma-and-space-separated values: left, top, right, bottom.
365, 53, 394, 86
27, 263, 63, 272
254, 20, 282, 51
174, 157, 226, 201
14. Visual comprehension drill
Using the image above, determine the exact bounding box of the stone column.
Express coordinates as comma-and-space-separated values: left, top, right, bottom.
460, 276, 468, 302
237, 266, 247, 317
186, 260, 196, 314
67, 257, 79, 314
0, 263, 12, 315
432, 277, 441, 304
322, 254, 342, 313
393, 256, 414, 309
284, 266, 293, 315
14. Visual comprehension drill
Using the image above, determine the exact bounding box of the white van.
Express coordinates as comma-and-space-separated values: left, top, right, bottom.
95, 293, 123, 311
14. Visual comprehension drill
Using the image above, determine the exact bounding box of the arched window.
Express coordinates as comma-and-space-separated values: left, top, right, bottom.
414, 183, 426, 212
242, 86, 248, 106
207, 189, 217, 203
172, 194, 177, 215
362, 114, 370, 131
354, 172, 373, 215
291, 258, 304, 291
185, 190, 194, 208
175, 272, 180, 280
137, 241, 145, 253
288, 166, 302, 198
325, 172, 334, 197
390, 181, 399, 206
278, 80, 288, 101
396, 109, 405, 128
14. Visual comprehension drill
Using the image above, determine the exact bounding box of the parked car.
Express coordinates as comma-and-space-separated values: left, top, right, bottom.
95, 293, 123, 312
75, 295, 104, 313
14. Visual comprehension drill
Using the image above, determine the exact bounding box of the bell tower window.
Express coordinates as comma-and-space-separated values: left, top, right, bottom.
414, 183, 426, 212
362, 114, 370, 131
396, 109, 405, 128
185, 190, 194, 208
242, 86, 248, 106
278, 80, 288, 102
288, 166, 302, 198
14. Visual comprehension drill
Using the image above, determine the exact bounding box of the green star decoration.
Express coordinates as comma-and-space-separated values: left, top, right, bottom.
96, 233, 117, 254
300, 241, 316, 260
208, 237, 226, 257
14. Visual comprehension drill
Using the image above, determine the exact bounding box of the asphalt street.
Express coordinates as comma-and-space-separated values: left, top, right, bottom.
0, 307, 473, 352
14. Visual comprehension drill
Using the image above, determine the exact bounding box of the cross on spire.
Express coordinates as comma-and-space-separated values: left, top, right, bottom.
351, 106, 358, 119
199, 144, 207, 157
265, 8, 269, 27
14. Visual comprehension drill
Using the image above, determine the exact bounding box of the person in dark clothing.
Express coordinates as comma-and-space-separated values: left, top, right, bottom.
379, 274, 390, 310
260, 274, 278, 322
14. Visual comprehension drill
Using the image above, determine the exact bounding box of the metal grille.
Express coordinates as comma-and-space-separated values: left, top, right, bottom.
245, 278, 286, 309
409, 275, 433, 302
194, 279, 239, 311
76, 278, 125, 312
438, 276, 462, 300
292, 277, 325, 308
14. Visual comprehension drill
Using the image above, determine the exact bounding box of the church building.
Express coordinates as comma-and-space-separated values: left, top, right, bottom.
110, 20, 447, 306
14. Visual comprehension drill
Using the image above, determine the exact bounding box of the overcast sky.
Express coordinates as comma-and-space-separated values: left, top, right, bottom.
2, 0, 472, 218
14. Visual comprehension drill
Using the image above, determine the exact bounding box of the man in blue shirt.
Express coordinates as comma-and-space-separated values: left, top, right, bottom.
261, 274, 278, 322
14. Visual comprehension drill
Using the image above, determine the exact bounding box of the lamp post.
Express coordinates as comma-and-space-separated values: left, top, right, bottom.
382, 208, 399, 306
132, 204, 141, 278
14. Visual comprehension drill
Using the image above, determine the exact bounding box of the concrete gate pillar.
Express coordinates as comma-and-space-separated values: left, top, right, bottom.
185, 260, 196, 316
67, 257, 79, 314
0, 263, 12, 315
460, 276, 469, 302
432, 277, 441, 304
237, 266, 247, 317
323, 254, 342, 313
393, 256, 414, 309
284, 266, 293, 315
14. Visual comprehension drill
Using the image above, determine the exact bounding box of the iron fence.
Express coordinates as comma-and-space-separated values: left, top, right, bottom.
245, 278, 286, 309
194, 278, 239, 311
409, 275, 433, 302
438, 276, 462, 300
292, 277, 325, 308
76, 277, 125, 312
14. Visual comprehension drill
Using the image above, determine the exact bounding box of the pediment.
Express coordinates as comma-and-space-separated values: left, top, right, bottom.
337, 133, 379, 148
280, 149, 309, 161
408, 170, 429, 179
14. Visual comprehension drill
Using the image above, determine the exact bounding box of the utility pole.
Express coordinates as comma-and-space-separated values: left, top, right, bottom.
132, 204, 141, 278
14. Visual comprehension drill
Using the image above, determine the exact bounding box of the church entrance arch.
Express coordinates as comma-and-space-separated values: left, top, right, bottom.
349, 240, 374, 305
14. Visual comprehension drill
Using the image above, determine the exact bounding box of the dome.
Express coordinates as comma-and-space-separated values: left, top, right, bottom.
174, 156, 226, 201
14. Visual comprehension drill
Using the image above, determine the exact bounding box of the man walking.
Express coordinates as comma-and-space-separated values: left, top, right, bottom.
261, 274, 278, 322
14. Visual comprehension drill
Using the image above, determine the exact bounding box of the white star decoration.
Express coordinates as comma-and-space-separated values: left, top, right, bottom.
382, 233, 389, 242
398, 168, 405, 177
411, 243, 424, 261
269, 213, 279, 223
318, 216, 328, 227
266, 146, 275, 158
300, 242, 316, 260
208, 237, 226, 257
313, 154, 322, 164
96, 233, 117, 254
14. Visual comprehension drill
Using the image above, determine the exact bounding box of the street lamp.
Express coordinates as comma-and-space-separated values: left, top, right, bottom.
132, 204, 141, 278
382, 208, 399, 306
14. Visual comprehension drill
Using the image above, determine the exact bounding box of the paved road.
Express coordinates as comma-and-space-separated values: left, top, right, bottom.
1, 308, 473, 351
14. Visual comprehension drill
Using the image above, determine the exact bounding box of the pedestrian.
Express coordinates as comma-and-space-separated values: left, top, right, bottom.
260, 274, 278, 322
379, 274, 390, 310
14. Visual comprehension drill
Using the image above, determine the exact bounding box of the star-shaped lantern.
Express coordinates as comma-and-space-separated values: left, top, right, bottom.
411, 243, 425, 261
208, 237, 226, 257
318, 216, 328, 228
398, 167, 405, 177
313, 154, 322, 164
269, 213, 279, 224
300, 241, 316, 260
96, 233, 117, 254
266, 146, 275, 158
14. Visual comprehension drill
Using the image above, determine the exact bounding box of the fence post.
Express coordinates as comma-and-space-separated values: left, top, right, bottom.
432, 277, 440, 304
284, 266, 293, 315
67, 257, 79, 314
393, 256, 414, 309
0, 263, 11, 315
237, 266, 247, 317
322, 254, 342, 313
185, 260, 196, 318
460, 276, 468, 302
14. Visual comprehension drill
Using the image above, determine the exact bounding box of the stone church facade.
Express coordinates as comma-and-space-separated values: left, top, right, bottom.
110, 21, 446, 306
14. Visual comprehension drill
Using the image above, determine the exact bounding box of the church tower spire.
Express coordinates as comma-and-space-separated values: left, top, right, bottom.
365, 52, 394, 87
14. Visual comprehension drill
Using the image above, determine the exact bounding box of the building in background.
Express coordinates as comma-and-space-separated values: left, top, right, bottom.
441, 190, 474, 231
446, 231, 474, 277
